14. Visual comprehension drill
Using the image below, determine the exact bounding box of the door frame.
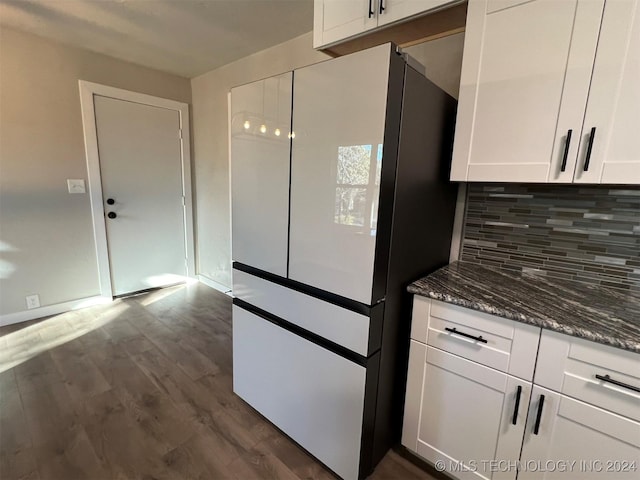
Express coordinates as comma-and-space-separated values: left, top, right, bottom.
78, 80, 196, 298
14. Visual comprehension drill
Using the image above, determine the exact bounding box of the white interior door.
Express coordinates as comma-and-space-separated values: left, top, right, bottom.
94, 95, 187, 296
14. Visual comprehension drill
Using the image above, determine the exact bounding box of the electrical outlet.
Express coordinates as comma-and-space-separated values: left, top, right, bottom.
25, 294, 40, 309
67, 179, 86, 194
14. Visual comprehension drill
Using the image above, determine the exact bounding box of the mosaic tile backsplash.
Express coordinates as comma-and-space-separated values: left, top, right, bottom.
460, 184, 640, 292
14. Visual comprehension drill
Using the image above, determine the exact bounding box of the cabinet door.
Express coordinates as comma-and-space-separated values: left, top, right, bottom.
574, 0, 640, 184
288, 45, 391, 304
230, 73, 292, 276
519, 386, 640, 479
313, 0, 378, 48
451, 0, 603, 182
377, 0, 453, 27
404, 343, 532, 480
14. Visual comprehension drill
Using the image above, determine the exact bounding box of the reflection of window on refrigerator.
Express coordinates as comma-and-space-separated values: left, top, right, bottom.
334, 144, 382, 233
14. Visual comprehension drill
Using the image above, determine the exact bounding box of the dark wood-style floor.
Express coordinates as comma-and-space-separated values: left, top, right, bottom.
0, 282, 437, 480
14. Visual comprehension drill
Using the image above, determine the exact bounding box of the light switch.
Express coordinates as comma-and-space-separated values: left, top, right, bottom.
67, 179, 86, 194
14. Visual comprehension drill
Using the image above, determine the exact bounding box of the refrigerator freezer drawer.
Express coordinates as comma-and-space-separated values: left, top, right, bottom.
233, 268, 371, 356
232, 305, 366, 480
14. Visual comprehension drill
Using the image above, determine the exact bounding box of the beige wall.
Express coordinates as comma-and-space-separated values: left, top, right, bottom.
191, 32, 328, 289
0, 27, 191, 317
404, 32, 465, 99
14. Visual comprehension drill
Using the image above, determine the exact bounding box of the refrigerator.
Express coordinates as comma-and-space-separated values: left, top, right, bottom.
230, 43, 457, 480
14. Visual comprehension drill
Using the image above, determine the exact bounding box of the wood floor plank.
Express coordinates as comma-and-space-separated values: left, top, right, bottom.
132, 349, 226, 428
49, 344, 111, 402
1, 382, 32, 455
99, 317, 142, 342
115, 386, 194, 454
179, 329, 233, 372
257, 432, 337, 480
1, 333, 54, 376
13, 353, 64, 395
198, 373, 277, 442
210, 406, 270, 453
227, 446, 301, 480
0, 368, 17, 402
88, 345, 147, 390
0, 372, 39, 480
370, 450, 438, 480
18, 379, 105, 480
161, 430, 236, 479
142, 326, 220, 381
30, 428, 106, 480
19, 381, 82, 446
86, 350, 195, 454
73, 327, 112, 349
0, 449, 40, 480
81, 388, 179, 479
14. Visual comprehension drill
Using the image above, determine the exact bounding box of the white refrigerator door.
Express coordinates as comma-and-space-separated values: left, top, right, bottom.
231, 73, 292, 276
288, 45, 391, 304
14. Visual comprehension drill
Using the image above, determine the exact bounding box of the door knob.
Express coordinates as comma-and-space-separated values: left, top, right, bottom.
106, 198, 115, 205
107, 212, 117, 219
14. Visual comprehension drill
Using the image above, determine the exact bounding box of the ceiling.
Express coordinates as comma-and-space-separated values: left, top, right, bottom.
0, 0, 314, 78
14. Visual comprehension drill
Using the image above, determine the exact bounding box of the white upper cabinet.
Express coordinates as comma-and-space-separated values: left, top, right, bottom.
451, 0, 640, 184
230, 73, 292, 276
314, 0, 457, 49
575, 0, 640, 184
313, 0, 378, 49
377, 0, 456, 26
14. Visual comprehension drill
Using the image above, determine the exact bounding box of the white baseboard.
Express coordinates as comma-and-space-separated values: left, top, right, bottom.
198, 275, 233, 297
0, 295, 113, 328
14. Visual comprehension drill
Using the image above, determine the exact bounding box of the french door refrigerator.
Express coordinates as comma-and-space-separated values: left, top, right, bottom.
230, 43, 457, 480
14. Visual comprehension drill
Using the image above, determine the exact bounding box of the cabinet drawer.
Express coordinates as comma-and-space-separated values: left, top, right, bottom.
412, 298, 540, 380
233, 269, 370, 355
232, 305, 366, 480
535, 330, 640, 421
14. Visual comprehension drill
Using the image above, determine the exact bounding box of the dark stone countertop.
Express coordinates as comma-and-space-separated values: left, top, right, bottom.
408, 261, 640, 354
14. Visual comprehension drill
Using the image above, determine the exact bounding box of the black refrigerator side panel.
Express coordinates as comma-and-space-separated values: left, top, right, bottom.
371, 66, 458, 465
370, 50, 407, 306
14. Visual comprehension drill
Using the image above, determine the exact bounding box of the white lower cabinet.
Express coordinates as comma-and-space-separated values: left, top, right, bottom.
403, 297, 640, 480
402, 341, 532, 480
519, 386, 640, 479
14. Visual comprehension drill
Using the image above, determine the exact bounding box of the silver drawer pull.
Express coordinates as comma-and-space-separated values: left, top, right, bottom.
595, 374, 640, 393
